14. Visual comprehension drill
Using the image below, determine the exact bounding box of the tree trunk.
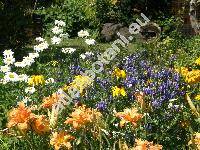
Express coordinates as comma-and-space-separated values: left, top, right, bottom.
190, 0, 200, 35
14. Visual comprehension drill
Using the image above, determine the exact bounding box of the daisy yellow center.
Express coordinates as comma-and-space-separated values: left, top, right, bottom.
9, 74, 15, 78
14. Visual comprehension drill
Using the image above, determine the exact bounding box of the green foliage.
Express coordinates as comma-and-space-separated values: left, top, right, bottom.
0, 0, 37, 51
35, 0, 98, 37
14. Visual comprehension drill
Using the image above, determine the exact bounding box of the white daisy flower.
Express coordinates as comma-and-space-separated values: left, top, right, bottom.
34, 41, 49, 52
45, 78, 55, 84
25, 87, 36, 94
78, 30, 89, 38
22, 57, 35, 66
0, 65, 11, 73
61, 48, 76, 54
80, 54, 86, 59
14, 62, 26, 68
3, 49, 14, 57
41, 41, 49, 49
51, 36, 61, 45
29, 53, 39, 59
3, 57, 15, 65
18, 74, 29, 82
35, 37, 44, 42
59, 33, 69, 39
55, 20, 66, 27
52, 26, 63, 35
0, 78, 8, 84
85, 39, 96, 45
85, 51, 94, 56
4, 72, 19, 82
22, 97, 32, 104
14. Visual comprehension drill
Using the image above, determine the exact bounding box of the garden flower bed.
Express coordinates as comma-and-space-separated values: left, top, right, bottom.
0, 1, 200, 149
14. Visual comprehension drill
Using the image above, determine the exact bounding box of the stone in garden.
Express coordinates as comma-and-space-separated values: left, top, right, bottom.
140, 22, 161, 41
100, 23, 123, 42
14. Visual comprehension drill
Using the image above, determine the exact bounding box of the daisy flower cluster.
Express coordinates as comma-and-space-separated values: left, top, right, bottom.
0, 50, 29, 83
51, 20, 68, 45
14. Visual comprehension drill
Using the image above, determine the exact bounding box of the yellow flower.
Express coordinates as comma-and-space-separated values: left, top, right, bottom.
50, 131, 74, 150
195, 94, 200, 101
51, 61, 59, 67
176, 67, 189, 77
28, 75, 45, 86
185, 69, 200, 84
115, 107, 143, 127
111, 0, 119, 5
162, 36, 173, 45
112, 86, 127, 97
195, 57, 200, 66
63, 75, 92, 95
64, 104, 102, 129
176, 67, 200, 84
113, 68, 126, 79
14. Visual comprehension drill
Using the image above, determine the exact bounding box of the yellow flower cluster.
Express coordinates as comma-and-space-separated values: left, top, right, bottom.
28, 75, 45, 86
185, 69, 200, 84
195, 94, 200, 101
113, 67, 126, 79
63, 75, 92, 95
195, 57, 200, 66
112, 86, 127, 97
177, 67, 200, 84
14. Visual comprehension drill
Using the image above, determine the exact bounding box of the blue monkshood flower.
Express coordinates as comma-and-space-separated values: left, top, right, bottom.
122, 53, 185, 109
143, 87, 154, 95
69, 65, 85, 75
96, 101, 107, 111
152, 100, 162, 108
96, 78, 111, 91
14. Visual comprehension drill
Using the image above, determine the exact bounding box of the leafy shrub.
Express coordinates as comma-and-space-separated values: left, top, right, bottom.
0, 0, 39, 51
35, 0, 98, 37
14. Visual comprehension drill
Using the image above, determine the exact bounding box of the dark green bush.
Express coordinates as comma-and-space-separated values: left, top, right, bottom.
0, 0, 40, 51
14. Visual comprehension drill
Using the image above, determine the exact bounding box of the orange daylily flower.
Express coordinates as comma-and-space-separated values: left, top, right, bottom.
133, 139, 162, 150
32, 115, 50, 134
64, 105, 102, 129
41, 93, 60, 109
134, 92, 145, 109
7, 102, 33, 133
116, 107, 143, 127
189, 133, 200, 149
50, 131, 75, 150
